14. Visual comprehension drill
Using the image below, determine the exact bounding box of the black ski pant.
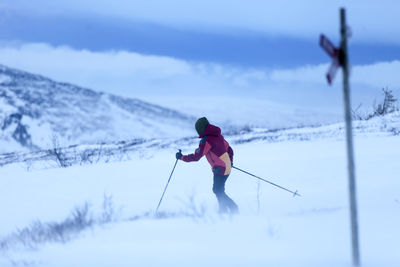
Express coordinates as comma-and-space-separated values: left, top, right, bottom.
212, 173, 238, 213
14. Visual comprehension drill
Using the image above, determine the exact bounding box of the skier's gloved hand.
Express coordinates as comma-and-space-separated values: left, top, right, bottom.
176, 151, 183, 160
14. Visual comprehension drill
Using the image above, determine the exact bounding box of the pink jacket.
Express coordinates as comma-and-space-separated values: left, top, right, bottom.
181, 124, 234, 175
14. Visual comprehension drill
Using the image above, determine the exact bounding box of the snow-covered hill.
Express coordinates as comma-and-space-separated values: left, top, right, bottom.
0, 64, 195, 153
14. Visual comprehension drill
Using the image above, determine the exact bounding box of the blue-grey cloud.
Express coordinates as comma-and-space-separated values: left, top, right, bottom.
2, 0, 400, 43
1, 12, 399, 69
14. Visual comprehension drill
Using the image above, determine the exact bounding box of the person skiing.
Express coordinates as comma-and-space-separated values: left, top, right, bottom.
176, 117, 238, 214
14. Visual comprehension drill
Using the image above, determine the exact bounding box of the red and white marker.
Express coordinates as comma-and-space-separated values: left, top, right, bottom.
319, 34, 342, 85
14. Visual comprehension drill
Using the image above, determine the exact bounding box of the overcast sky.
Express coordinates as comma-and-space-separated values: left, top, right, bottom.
1, 0, 400, 67
0, 0, 399, 124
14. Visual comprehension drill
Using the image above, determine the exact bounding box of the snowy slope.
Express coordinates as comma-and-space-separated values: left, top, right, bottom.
0, 64, 195, 153
0, 115, 399, 266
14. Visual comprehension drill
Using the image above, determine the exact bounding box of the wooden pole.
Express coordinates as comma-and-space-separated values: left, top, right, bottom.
340, 8, 360, 266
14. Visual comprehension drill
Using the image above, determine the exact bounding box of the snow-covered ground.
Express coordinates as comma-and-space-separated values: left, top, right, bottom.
0, 117, 399, 267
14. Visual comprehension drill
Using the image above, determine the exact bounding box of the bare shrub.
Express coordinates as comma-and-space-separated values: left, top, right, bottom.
176, 194, 207, 218
351, 103, 367, 120
79, 145, 109, 165
49, 134, 70, 168
369, 87, 398, 119
99, 194, 117, 224
79, 149, 96, 165
352, 87, 398, 121
256, 180, 261, 214
0, 194, 126, 252
0, 203, 93, 251
389, 127, 400, 136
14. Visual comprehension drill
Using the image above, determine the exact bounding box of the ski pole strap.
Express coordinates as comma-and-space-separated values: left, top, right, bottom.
232, 166, 301, 197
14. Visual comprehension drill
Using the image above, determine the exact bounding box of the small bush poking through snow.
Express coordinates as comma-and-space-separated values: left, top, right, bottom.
372, 87, 398, 117
49, 134, 70, 168
0, 195, 122, 252
353, 87, 399, 120
99, 194, 117, 224
0, 203, 93, 251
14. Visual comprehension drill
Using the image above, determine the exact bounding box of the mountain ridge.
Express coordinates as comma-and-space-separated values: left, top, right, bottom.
0, 64, 195, 153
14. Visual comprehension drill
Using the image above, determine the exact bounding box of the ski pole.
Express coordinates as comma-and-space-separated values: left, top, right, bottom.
232, 165, 301, 197
155, 149, 181, 213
